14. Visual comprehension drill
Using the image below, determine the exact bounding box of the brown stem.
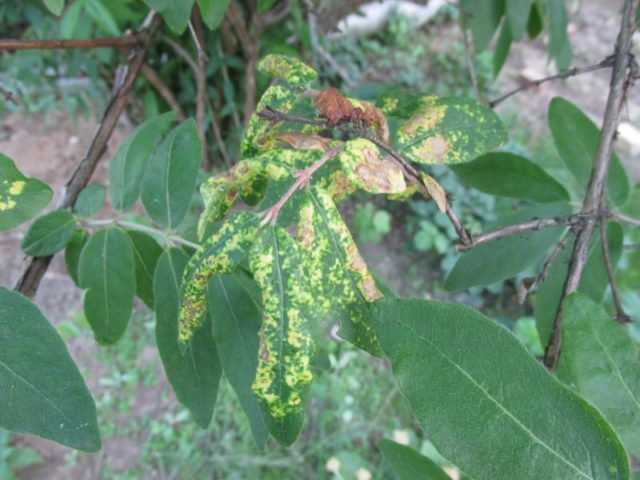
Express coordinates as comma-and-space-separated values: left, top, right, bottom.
140, 63, 185, 120
543, 0, 637, 370
13, 14, 161, 298
0, 35, 143, 51
0, 84, 19, 104
207, 98, 232, 167
599, 215, 631, 323
489, 55, 616, 108
191, 5, 210, 169
460, 9, 480, 100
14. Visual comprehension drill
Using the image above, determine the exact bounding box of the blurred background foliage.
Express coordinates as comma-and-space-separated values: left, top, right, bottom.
1, 0, 638, 478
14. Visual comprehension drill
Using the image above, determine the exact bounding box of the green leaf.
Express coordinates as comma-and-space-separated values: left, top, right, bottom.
397, 96, 507, 165
207, 273, 269, 447
0, 153, 53, 231
84, 0, 120, 36
0, 287, 100, 452
142, 0, 168, 11
526, 0, 544, 39
298, 188, 383, 355
154, 249, 221, 428
160, 0, 194, 34
179, 211, 260, 344
60, 0, 83, 38
21, 210, 76, 256
558, 292, 640, 458
372, 297, 630, 480
493, 20, 512, 76
249, 225, 315, 446
110, 112, 175, 211
506, 0, 533, 41
451, 152, 570, 203
141, 118, 201, 228
197, 0, 230, 30
535, 221, 624, 344
548, 97, 629, 206
258, 54, 318, 90
79, 228, 136, 345
65, 229, 88, 286
43, 0, 64, 16
75, 184, 105, 217
445, 202, 571, 290
127, 230, 163, 309
379, 439, 451, 480
546, 0, 572, 69
257, 0, 278, 14
460, 0, 505, 51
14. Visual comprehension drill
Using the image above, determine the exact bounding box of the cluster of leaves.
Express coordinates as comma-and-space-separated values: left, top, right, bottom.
1, 50, 640, 480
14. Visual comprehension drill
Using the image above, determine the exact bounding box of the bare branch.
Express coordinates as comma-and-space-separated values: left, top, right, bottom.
13, 14, 161, 298
0, 35, 143, 52
191, 6, 210, 169
489, 55, 616, 108
460, 8, 480, 100
543, 0, 637, 370
141, 63, 185, 120
600, 215, 631, 323
611, 211, 640, 227
0, 84, 19, 105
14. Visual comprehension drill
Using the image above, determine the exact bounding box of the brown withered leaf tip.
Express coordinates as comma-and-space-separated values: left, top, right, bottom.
314, 87, 358, 125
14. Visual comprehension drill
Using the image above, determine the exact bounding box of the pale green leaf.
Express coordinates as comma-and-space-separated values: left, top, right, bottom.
197, 0, 230, 30
21, 210, 76, 256
84, 0, 120, 36
379, 439, 451, 480
547, 0, 572, 69
506, 0, 533, 41
75, 184, 105, 217
160, 0, 194, 34
460, 0, 505, 51
43, 0, 64, 16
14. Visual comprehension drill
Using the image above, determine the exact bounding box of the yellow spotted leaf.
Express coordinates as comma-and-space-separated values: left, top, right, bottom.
258, 54, 318, 89
338, 139, 406, 194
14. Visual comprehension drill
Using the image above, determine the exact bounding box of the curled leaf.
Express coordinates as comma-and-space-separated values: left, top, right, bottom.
420, 172, 448, 212
314, 87, 355, 124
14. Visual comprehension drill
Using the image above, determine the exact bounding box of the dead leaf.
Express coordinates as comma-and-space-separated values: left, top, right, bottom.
314, 87, 357, 124
276, 132, 334, 151
420, 173, 448, 212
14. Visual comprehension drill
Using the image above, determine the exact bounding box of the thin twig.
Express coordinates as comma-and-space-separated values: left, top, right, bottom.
191, 6, 210, 169
188, 20, 208, 62
0, 35, 143, 51
455, 214, 588, 252
0, 84, 19, 105
13, 14, 161, 298
461, 14, 480, 99
623, 243, 640, 250
216, 41, 242, 128
599, 215, 631, 323
206, 98, 232, 167
81, 219, 200, 250
489, 55, 616, 108
534, 230, 573, 289
543, 0, 637, 370
611, 211, 640, 227
140, 63, 185, 120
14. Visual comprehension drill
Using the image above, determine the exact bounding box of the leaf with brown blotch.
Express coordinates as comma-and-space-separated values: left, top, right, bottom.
314, 87, 357, 125
347, 98, 390, 144
420, 173, 448, 213
276, 132, 338, 151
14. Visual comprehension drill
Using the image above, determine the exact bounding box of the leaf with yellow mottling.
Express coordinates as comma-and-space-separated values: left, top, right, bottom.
178, 211, 260, 345
298, 187, 383, 355
397, 96, 507, 165
249, 225, 316, 446
258, 54, 318, 90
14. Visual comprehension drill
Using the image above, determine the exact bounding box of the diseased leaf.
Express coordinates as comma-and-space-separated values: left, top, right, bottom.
64, 229, 88, 286
79, 228, 136, 345
314, 87, 356, 124
109, 112, 175, 211
451, 152, 570, 203
460, 0, 505, 51
397, 96, 507, 165
338, 139, 406, 194
197, 0, 230, 30
21, 210, 76, 256
548, 97, 629, 206
446, 203, 571, 290
258, 54, 317, 89
207, 273, 269, 447
535, 221, 624, 344
298, 188, 383, 355
420, 172, 448, 212
558, 293, 640, 458
379, 439, 451, 480
249, 225, 315, 446
0, 153, 53, 231
142, 118, 201, 228
127, 230, 163, 309
179, 211, 260, 344
75, 184, 105, 217
154, 249, 221, 428
276, 132, 334, 151
372, 297, 629, 480
0, 287, 100, 452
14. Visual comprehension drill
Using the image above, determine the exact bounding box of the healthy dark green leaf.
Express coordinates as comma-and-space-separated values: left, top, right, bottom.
79, 228, 136, 345
64, 229, 88, 287
197, 0, 230, 30
397, 96, 507, 165
493, 20, 512, 76
379, 439, 451, 480
0, 287, 100, 452
0, 153, 53, 231
445, 202, 571, 290
207, 273, 269, 447
154, 249, 221, 428
43, 0, 64, 16
141, 118, 201, 228
506, 0, 533, 40
109, 112, 175, 211
548, 97, 629, 206
460, 0, 505, 51
127, 230, 163, 309
372, 297, 629, 480
526, 1, 544, 39
160, 0, 194, 34
558, 292, 640, 458
547, 0, 572, 69
534, 222, 623, 344
451, 152, 569, 203
75, 184, 105, 217
21, 210, 76, 256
